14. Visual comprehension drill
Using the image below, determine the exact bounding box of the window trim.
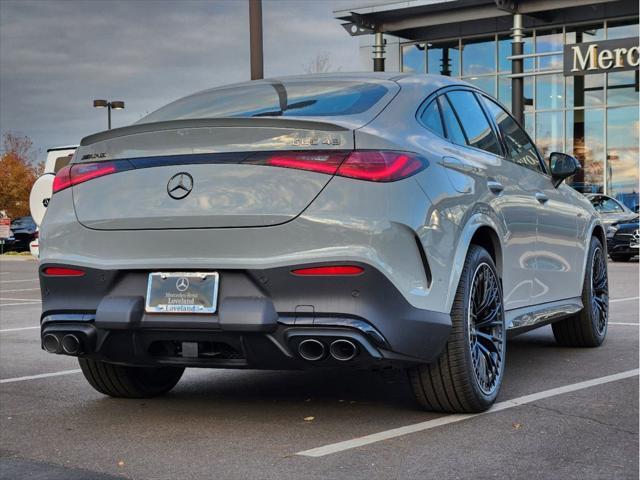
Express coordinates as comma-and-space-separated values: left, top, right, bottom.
441, 94, 470, 145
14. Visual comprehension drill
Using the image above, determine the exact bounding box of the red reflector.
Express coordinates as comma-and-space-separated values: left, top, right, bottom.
52, 161, 131, 194
43, 267, 85, 276
337, 151, 426, 182
291, 265, 364, 276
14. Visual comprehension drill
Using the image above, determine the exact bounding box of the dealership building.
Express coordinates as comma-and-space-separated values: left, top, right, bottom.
334, 0, 639, 208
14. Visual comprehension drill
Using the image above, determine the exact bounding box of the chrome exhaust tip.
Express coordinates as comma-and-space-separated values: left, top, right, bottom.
61, 334, 81, 355
330, 339, 358, 361
298, 339, 326, 361
43, 333, 61, 354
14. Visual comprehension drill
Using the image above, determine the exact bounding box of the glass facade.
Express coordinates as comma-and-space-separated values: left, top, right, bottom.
400, 17, 639, 208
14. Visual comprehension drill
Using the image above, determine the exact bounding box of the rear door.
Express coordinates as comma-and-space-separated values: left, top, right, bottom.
481, 95, 580, 305
442, 90, 536, 310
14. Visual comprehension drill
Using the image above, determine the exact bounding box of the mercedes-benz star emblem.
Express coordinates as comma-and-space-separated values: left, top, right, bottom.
176, 277, 190, 292
167, 172, 194, 200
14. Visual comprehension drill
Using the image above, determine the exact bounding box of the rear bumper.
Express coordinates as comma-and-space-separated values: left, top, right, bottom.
39, 263, 451, 368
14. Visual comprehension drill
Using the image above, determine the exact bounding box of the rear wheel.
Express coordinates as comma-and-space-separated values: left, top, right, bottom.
552, 236, 608, 347
79, 358, 184, 398
408, 245, 506, 413
610, 253, 633, 262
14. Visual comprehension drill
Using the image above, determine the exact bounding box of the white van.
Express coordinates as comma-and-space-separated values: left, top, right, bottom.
29, 146, 77, 257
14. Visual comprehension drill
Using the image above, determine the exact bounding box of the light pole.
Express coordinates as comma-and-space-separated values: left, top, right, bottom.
93, 99, 125, 130
249, 0, 263, 80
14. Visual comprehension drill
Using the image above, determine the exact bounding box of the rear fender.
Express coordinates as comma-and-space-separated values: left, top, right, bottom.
444, 212, 504, 313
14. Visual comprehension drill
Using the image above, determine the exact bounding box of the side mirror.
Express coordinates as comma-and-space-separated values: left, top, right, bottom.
549, 152, 581, 188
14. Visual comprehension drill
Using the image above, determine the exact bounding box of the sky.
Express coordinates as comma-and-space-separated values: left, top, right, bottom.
0, 0, 363, 159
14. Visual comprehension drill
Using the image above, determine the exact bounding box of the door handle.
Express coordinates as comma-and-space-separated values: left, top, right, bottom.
535, 192, 549, 204
487, 181, 504, 195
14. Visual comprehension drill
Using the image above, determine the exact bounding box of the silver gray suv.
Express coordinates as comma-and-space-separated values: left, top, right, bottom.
39, 74, 608, 413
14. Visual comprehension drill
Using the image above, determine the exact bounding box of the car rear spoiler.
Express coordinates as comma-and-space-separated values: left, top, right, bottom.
80, 118, 349, 146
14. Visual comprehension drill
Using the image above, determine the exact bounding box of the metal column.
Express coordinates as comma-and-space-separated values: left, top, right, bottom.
249, 0, 263, 80
511, 13, 524, 124
373, 31, 385, 72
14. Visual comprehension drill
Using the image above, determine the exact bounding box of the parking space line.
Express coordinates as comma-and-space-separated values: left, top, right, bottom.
0, 288, 40, 293
609, 322, 639, 326
0, 279, 38, 284
0, 326, 40, 333
0, 297, 41, 302
0, 302, 43, 307
0, 369, 82, 384
610, 296, 639, 303
296, 369, 639, 457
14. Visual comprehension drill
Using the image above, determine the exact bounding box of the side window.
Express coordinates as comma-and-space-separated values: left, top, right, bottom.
438, 96, 467, 145
482, 96, 544, 174
420, 100, 444, 137
445, 91, 502, 156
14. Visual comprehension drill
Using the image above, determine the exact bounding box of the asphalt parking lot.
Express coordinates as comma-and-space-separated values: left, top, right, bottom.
0, 257, 638, 480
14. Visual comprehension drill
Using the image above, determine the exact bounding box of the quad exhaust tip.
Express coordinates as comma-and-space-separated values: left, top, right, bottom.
61, 334, 81, 355
298, 339, 326, 361
43, 333, 61, 354
330, 339, 358, 361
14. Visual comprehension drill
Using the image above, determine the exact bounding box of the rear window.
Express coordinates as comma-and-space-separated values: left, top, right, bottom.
138, 81, 390, 123
54, 154, 73, 173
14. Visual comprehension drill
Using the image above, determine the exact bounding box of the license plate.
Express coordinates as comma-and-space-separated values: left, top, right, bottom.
145, 272, 219, 314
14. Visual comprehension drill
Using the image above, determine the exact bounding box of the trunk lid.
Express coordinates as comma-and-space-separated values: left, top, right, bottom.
72, 119, 353, 229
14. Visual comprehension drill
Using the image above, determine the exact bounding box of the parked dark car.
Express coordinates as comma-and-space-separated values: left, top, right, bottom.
587, 194, 637, 228
607, 216, 639, 262
8, 216, 38, 251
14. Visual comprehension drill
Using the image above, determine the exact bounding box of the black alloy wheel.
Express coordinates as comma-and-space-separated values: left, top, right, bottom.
468, 262, 505, 396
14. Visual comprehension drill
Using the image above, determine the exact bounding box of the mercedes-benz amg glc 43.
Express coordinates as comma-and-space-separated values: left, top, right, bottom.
39, 74, 608, 412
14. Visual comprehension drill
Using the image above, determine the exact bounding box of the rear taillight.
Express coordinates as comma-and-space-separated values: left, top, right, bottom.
42, 267, 85, 276
52, 161, 132, 194
251, 150, 427, 182
52, 165, 72, 193
248, 151, 348, 175
291, 265, 364, 276
338, 151, 426, 182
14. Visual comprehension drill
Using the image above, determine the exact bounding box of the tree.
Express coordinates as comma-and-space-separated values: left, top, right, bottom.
0, 133, 42, 219
304, 53, 338, 74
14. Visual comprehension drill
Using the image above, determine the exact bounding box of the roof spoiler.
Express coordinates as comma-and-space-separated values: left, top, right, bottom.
80, 118, 349, 146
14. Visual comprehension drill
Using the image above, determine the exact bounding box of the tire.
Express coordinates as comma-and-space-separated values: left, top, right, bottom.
408, 245, 506, 413
79, 358, 184, 398
552, 236, 608, 347
610, 253, 632, 262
